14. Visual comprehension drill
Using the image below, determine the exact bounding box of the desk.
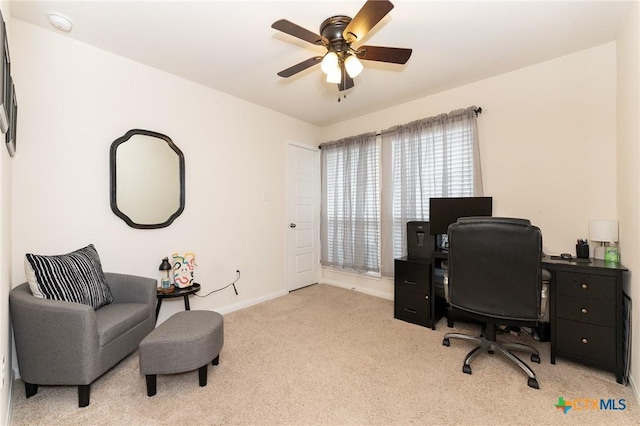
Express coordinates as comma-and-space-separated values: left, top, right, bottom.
394, 253, 629, 383
543, 257, 628, 384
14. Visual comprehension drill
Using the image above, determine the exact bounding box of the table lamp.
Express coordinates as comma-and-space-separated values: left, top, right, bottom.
158, 257, 172, 291
588, 220, 618, 260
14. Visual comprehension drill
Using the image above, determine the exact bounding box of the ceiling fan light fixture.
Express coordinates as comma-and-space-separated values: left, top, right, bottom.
326, 66, 342, 84
344, 55, 363, 78
320, 51, 339, 75
272, 0, 411, 93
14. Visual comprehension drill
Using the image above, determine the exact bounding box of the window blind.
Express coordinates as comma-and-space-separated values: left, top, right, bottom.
381, 106, 482, 276
320, 132, 380, 273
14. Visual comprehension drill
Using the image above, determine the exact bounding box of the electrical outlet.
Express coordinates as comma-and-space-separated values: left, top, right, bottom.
1, 355, 5, 390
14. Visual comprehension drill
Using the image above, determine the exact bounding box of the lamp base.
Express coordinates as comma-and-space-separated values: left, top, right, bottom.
158, 285, 175, 294
594, 245, 606, 260
605, 246, 620, 263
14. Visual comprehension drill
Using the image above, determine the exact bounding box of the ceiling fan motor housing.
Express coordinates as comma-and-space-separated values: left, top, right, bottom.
272, 0, 411, 92
320, 15, 353, 53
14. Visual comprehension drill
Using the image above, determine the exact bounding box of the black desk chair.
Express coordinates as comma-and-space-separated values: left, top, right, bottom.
442, 217, 543, 389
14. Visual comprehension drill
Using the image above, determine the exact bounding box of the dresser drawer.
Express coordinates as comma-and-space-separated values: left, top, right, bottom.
394, 260, 430, 293
555, 318, 615, 365
556, 271, 615, 301
394, 289, 430, 327
556, 295, 615, 327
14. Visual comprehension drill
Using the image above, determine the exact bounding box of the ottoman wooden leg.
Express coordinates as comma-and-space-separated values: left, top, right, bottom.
25, 382, 38, 398
212, 354, 220, 366
198, 365, 207, 387
78, 385, 91, 408
146, 375, 157, 396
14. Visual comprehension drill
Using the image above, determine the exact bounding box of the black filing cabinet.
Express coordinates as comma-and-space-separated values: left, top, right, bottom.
546, 258, 628, 384
394, 257, 435, 329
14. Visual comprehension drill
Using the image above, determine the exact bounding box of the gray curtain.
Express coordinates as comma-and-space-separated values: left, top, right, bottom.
320, 132, 380, 273
380, 106, 483, 276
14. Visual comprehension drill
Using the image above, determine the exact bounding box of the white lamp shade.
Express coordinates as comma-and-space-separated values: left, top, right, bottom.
326, 66, 342, 84
344, 55, 363, 78
320, 52, 339, 74
589, 220, 619, 242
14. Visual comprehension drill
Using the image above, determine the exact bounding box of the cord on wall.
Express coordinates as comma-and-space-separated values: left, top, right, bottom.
194, 270, 240, 297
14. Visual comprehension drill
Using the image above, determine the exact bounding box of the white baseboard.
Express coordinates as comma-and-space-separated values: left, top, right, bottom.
320, 278, 393, 301
215, 289, 289, 315
629, 373, 640, 406
5, 367, 14, 426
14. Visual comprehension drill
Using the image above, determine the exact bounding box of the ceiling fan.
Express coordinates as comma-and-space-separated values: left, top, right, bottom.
271, 0, 412, 92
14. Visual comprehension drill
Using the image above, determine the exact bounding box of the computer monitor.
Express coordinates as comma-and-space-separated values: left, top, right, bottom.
429, 197, 493, 236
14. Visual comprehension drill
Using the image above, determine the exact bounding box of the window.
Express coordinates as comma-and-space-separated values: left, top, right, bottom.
322, 106, 482, 276
320, 133, 380, 273
381, 107, 482, 274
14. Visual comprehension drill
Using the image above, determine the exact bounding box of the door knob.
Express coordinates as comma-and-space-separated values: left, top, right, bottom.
289, 223, 296, 228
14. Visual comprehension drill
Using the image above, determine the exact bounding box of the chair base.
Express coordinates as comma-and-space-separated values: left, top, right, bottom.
442, 331, 540, 389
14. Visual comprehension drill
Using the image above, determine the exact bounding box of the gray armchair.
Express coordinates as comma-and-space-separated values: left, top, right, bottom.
10, 273, 156, 407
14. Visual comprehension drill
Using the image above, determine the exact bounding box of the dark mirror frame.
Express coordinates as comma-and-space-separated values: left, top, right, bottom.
110, 129, 185, 229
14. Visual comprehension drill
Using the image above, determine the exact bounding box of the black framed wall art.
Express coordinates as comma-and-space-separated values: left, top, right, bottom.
0, 10, 17, 157
5, 77, 15, 157
0, 12, 9, 135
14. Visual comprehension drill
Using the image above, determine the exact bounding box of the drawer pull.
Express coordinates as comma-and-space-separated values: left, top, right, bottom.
404, 280, 417, 286
581, 283, 588, 289
581, 338, 588, 344
581, 308, 588, 314
425, 295, 429, 300
403, 308, 417, 314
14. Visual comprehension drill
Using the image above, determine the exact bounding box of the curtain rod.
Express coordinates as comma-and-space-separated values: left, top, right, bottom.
319, 107, 482, 149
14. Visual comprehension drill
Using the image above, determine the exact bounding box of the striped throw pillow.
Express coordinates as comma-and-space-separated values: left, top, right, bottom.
25, 244, 114, 309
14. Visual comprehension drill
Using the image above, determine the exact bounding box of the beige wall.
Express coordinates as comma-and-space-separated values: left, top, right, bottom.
0, 1, 10, 423
6, 18, 320, 397
9, 19, 319, 313
617, 1, 640, 400
1, 5, 638, 420
321, 42, 618, 299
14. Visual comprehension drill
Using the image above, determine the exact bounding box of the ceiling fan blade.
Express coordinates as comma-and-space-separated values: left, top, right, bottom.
356, 45, 412, 64
343, 0, 394, 43
272, 19, 326, 46
277, 56, 323, 78
338, 71, 354, 92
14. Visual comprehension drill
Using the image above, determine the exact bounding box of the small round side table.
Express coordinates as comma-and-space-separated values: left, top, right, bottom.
155, 283, 201, 323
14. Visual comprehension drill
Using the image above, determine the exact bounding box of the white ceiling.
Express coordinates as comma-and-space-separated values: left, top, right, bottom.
9, 0, 634, 127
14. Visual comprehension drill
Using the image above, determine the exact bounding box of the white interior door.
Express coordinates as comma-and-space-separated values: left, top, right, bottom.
286, 143, 320, 291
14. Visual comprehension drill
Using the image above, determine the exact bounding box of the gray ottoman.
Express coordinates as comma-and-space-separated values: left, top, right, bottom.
139, 310, 224, 396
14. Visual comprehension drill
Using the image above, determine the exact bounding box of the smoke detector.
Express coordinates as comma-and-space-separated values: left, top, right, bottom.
47, 12, 73, 32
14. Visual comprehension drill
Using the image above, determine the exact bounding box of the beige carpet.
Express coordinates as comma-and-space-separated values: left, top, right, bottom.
10, 284, 638, 425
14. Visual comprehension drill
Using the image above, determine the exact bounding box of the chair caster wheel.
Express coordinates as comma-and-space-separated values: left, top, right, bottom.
463, 365, 472, 374
528, 377, 539, 389
531, 354, 540, 363
442, 338, 450, 347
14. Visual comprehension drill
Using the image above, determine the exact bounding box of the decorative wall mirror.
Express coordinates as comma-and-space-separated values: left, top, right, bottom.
110, 129, 185, 229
